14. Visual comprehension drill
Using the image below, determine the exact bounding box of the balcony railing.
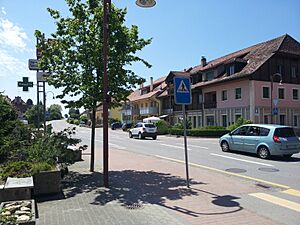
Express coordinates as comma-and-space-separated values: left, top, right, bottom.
140, 107, 159, 115
204, 102, 217, 109
162, 108, 173, 114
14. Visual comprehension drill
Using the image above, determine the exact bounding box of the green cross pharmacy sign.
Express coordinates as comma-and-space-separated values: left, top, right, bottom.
17, 77, 33, 92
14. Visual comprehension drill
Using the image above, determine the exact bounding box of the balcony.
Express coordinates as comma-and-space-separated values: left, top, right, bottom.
140, 107, 159, 115
162, 108, 173, 114
204, 102, 217, 109
122, 109, 132, 116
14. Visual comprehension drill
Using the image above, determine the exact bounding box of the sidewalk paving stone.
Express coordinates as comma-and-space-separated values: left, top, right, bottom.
36, 147, 281, 225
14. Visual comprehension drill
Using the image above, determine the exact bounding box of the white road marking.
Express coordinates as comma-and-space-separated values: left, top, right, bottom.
160, 144, 191, 151
210, 153, 274, 167
188, 144, 209, 149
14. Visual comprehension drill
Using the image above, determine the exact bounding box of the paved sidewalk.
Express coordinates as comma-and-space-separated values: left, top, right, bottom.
36, 147, 281, 225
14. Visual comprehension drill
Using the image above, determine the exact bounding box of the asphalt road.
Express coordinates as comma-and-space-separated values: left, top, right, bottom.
51, 120, 300, 190
51, 120, 300, 225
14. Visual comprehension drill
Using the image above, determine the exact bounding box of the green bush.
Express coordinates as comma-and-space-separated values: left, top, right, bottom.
0, 161, 33, 179
156, 120, 170, 135
203, 126, 225, 130
80, 114, 88, 123
73, 119, 80, 125
108, 118, 121, 125
228, 117, 252, 131
168, 128, 230, 137
172, 119, 192, 129
0, 161, 55, 180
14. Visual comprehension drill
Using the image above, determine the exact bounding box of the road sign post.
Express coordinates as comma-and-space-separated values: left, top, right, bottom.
174, 76, 192, 188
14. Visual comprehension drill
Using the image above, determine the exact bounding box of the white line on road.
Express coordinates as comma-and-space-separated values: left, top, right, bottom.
188, 144, 209, 149
160, 144, 191, 151
210, 153, 274, 167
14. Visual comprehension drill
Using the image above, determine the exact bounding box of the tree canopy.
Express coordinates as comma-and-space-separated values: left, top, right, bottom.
48, 104, 63, 120
35, 0, 151, 110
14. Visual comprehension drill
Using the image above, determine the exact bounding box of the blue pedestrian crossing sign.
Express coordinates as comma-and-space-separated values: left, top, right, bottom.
273, 107, 278, 115
174, 76, 192, 105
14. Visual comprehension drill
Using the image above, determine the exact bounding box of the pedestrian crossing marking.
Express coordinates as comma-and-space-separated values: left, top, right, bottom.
282, 189, 300, 197
250, 193, 300, 213
177, 80, 189, 93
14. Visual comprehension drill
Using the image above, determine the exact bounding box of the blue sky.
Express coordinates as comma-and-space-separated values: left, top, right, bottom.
0, 0, 300, 112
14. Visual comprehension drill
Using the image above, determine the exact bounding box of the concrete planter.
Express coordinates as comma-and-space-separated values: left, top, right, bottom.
33, 169, 61, 196
0, 199, 35, 225
72, 150, 82, 161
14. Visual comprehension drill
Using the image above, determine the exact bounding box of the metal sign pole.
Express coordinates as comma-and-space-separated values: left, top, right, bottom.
182, 104, 190, 188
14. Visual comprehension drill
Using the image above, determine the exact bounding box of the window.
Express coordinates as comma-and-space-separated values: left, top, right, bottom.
221, 90, 227, 101
145, 103, 148, 107
260, 127, 270, 136
279, 114, 285, 125
222, 115, 227, 127
294, 115, 298, 127
277, 65, 283, 74
291, 66, 297, 78
293, 89, 299, 100
264, 115, 269, 124
206, 71, 214, 81
229, 65, 235, 75
232, 126, 249, 135
198, 116, 202, 127
206, 116, 215, 126
198, 94, 203, 103
235, 88, 242, 99
274, 127, 296, 137
247, 126, 260, 136
262, 87, 270, 98
278, 88, 285, 99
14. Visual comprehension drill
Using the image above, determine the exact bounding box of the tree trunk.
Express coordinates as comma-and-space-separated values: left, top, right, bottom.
90, 106, 96, 172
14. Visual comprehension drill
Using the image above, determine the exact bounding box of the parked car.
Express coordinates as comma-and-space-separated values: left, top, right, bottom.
129, 122, 157, 140
219, 124, 300, 159
111, 122, 122, 130
79, 121, 86, 127
122, 122, 133, 131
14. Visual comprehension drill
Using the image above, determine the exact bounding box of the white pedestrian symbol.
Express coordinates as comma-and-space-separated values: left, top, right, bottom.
177, 80, 189, 93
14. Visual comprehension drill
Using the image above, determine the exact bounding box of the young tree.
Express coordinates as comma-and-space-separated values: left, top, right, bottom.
25, 105, 44, 128
48, 104, 63, 120
35, 0, 151, 171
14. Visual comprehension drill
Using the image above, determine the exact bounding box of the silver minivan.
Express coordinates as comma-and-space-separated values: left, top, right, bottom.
219, 124, 300, 159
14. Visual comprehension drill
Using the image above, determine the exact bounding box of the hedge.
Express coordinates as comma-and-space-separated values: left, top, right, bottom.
169, 128, 230, 137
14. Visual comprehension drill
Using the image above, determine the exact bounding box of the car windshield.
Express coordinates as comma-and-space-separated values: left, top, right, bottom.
144, 124, 156, 128
274, 128, 296, 137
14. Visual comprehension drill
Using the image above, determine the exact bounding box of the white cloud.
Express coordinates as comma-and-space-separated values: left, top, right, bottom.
0, 49, 34, 79
1, 7, 6, 15
0, 18, 28, 50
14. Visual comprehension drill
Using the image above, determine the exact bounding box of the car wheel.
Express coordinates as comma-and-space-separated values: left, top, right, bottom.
138, 132, 143, 139
221, 141, 230, 152
129, 132, 133, 138
152, 136, 157, 140
257, 146, 270, 159
283, 154, 293, 159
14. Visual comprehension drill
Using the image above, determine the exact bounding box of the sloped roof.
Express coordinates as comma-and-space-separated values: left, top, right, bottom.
127, 76, 167, 102
192, 34, 299, 88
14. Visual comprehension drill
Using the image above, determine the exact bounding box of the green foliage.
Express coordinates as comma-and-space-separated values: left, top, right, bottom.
228, 117, 252, 131
73, 119, 80, 125
0, 161, 33, 179
0, 208, 17, 225
0, 93, 33, 162
108, 118, 121, 125
48, 104, 63, 120
0, 161, 55, 180
70, 113, 80, 119
24, 105, 44, 128
35, 0, 150, 111
156, 120, 170, 135
173, 119, 192, 130
168, 128, 230, 137
27, 127, 82, 166
80, 114, 88, 123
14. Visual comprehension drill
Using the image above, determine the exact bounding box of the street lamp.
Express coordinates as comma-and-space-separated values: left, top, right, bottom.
270, 73, 282, 124
102, 0, 155, 188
